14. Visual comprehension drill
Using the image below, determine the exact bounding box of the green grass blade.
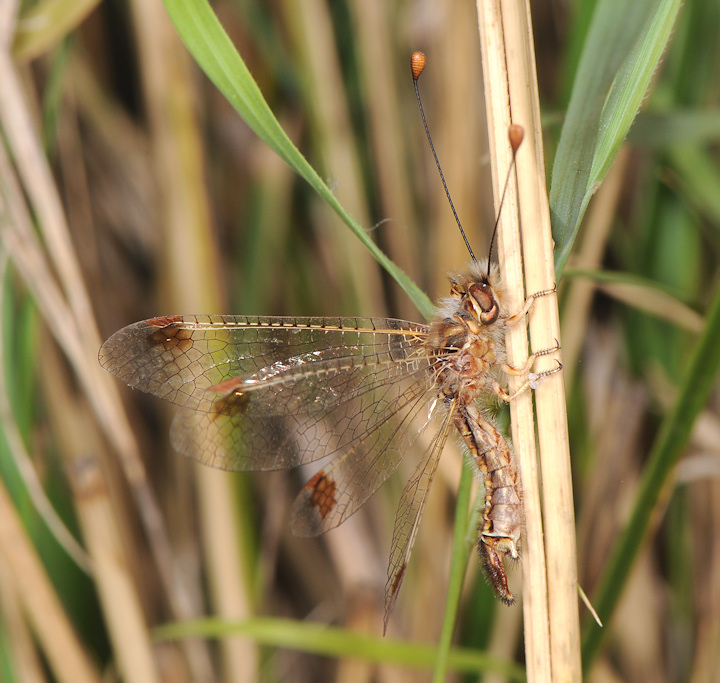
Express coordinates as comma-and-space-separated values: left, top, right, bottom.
154, 616, 526, 680
581, 274, 720, 669
432, 462, 479, 682
550, 0, 682, 277
588, 0, 682, 187
161, 0, 434, 318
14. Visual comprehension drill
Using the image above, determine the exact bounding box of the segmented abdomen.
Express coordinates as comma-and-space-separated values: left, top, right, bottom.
454, 401, 523, 604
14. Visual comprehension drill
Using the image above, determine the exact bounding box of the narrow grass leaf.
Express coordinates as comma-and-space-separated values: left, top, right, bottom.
550, 0, 682, 277
154, 616, 526, 680
588, 0, 683, 187
432, 462, 478, 682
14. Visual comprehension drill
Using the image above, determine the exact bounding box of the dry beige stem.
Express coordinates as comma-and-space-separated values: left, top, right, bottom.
129, 1, 256, 679
67, 447, 161, 683
477, 1, 581, 681
1, 6, 220, 678
0, 479, 99, 683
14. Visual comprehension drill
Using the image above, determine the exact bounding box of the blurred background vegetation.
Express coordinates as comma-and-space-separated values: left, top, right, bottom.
0, 0, 719, 681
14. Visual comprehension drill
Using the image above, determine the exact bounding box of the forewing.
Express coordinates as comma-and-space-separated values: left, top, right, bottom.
100, 315, 431, 471
383, 399, 456, 632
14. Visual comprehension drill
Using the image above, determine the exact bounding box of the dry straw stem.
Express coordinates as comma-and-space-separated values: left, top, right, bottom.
0, 322, 97, 683
0, 558, 46, 682
0, 478, 99, 683
0, 80, 156, 683
128, 1, 256, 680
477, 1, 580, 682
41, 330, 159, 683
0, 266, 92, 574
476, 4, 550, 682
1, 4, 216, 679
57, 400, 161, 683
0, 254, 96, 683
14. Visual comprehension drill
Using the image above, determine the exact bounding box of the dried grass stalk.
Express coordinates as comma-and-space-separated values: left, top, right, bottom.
477, 1, 581, 680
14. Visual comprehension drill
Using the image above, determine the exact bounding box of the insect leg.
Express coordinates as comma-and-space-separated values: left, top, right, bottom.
505, 284, 557, 327
500, 340, 560, 377
493, 359, 563, 403
501, 339, 561, 377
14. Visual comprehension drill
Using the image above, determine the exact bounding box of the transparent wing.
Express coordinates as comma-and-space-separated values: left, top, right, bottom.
287, 381, 441, 536
100, 315, 438, 530
100, 315, 424, 409
168, 353, 440, 535
383, 398, 456, 631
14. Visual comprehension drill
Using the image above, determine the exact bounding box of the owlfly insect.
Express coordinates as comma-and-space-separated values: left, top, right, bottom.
100, 52, 559, 631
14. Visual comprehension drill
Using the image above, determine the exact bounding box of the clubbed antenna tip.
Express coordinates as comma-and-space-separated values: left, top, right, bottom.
411, 51, 426, 80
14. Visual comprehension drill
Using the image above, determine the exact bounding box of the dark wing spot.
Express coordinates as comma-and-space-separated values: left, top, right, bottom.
207, 377, 251, 419
147, 319, 193, 352
304, 470, 338, 520
211, 390, 250, 419
390, 562, 407, 596
383, 562, 408, 634
146, 315, 183, 327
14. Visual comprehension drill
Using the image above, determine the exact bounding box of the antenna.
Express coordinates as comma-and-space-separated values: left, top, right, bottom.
411, 52, 525, 275
411, 51, 476, 263
486, 124, 524, 271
